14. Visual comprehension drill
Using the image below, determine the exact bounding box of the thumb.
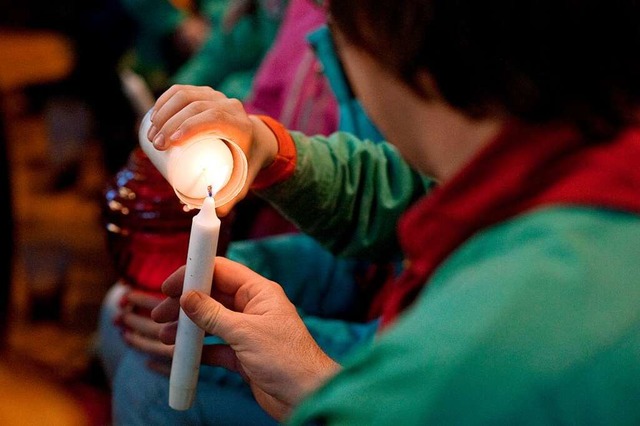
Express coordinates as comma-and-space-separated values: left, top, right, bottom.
180, 290, 239, 343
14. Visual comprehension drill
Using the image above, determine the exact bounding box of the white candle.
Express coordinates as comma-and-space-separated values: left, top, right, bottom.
169, 194, 220, 410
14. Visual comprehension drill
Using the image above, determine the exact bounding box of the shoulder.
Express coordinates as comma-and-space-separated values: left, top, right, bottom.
434, 206, 640, 289
293, 207, 640, 424
390, 206, 640, 421
423, 206, 640, 337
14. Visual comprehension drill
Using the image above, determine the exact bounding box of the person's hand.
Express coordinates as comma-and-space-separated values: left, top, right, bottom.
145, 84, 279, 216
117, 289, 174, 375
151, 257, 341, 421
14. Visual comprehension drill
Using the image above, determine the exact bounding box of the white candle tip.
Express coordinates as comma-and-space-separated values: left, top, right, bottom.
169, 386, 196, 411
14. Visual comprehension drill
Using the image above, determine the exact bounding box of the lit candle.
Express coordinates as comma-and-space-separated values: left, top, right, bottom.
136, 109, 247, 409
167, 136, 233, 203
169, 188, 220, 410
138, 109, 248, 210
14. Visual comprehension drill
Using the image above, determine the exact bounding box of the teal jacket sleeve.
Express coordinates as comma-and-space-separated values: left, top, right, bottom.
256, 131, 434, 261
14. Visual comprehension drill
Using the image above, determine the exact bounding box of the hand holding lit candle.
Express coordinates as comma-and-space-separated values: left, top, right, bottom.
138, 108, 248, 409
138, 109, 248, 211
169, 187, 220, 410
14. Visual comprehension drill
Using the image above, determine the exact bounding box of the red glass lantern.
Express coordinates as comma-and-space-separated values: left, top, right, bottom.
102, 148, 233, 295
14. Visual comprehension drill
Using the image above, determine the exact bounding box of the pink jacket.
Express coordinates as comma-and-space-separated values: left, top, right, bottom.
243, 0, 338, 136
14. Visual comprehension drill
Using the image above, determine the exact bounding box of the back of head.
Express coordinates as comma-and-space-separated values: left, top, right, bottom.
329, 0, 640, 141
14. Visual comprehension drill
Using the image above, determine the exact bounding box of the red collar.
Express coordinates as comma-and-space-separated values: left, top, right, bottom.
377, 121, 640, 328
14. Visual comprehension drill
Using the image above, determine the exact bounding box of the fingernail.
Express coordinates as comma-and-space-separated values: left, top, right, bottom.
147, 125, 158, 141
153, 133, 166, 149
150, 109, 156, 122
182, 290, 204, 314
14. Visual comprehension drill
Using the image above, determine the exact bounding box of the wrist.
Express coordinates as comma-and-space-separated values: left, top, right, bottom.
294, 345, 341, 406
250, 115, 297, 190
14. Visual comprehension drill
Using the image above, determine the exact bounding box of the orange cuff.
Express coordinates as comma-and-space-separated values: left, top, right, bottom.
251, 115, 297, 191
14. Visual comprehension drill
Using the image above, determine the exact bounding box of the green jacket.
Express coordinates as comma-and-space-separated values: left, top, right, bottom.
257, 131, 640, 425
258, 131, 431, 261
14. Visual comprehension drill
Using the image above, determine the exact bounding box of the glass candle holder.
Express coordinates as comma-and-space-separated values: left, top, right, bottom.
102, 148, 234, 294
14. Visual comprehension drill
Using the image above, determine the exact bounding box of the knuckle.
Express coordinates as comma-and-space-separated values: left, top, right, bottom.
198, 301, 222, 332
225, 97, 243, 111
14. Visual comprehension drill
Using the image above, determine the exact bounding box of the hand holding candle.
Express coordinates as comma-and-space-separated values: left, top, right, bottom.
138, 109, 248, 211
138, 107, 248, 409
169, 188, 220, 410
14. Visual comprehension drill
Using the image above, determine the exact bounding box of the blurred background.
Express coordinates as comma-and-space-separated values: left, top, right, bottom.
1, 1, 147, 424
1, 0, 310, 423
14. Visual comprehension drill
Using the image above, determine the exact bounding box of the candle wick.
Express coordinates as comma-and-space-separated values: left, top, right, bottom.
207, 185, 213, 198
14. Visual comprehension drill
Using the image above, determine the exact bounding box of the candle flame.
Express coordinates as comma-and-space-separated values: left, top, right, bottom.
207, 185, 212, 198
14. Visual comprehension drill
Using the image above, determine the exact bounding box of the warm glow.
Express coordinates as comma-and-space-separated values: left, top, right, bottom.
167, 135, 233, 202
139, 110, 246, 210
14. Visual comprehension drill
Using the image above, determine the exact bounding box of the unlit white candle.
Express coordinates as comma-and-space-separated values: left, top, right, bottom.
169, 195, 220, 410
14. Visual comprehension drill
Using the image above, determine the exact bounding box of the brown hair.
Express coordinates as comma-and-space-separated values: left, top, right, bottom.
329, 0, 640, 141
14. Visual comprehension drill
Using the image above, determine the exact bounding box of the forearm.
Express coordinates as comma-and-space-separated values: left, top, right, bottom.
255, 131, 431, 260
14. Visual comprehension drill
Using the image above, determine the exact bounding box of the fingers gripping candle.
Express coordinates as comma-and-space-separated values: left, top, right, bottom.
170, 187, 219, 410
